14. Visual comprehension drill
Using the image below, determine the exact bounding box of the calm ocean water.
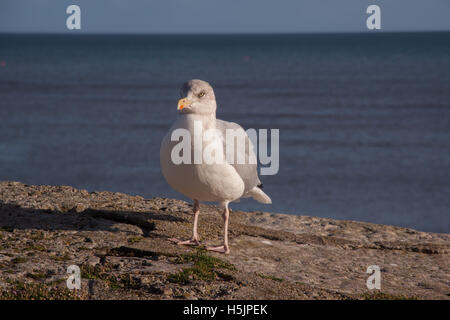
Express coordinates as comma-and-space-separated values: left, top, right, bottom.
0, 33, 449, 233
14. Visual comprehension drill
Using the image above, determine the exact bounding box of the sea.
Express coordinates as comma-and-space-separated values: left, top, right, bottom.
0, 32, 449, 233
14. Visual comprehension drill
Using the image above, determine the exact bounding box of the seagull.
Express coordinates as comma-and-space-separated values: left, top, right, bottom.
160, 79, 271, 254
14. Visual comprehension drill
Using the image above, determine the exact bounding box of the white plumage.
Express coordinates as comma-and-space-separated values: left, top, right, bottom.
160, 79, 271, 254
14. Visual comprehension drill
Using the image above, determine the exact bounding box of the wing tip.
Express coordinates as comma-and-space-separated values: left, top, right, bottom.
249, 186, 271, 204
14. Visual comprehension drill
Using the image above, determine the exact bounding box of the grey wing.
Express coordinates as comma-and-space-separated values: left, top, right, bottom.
216, 119, 261, 194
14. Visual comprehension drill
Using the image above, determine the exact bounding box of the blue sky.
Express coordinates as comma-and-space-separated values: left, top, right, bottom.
1, 0, 449, 33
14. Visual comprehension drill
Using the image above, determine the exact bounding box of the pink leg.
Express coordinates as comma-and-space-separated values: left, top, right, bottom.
206, 202, 230, 254
168, 200, 200, 246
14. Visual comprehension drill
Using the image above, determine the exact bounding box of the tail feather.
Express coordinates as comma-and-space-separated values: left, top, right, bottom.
247, 186, 272, 204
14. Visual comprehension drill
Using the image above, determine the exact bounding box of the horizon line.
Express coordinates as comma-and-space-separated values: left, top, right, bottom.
1, 30, 450, 36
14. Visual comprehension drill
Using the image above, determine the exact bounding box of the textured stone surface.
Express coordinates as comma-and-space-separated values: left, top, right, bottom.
0, 181, 448, 300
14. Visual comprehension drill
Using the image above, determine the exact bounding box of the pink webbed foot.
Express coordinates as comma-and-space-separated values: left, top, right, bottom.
206, 245, 230, 254
168, 238, 200, 246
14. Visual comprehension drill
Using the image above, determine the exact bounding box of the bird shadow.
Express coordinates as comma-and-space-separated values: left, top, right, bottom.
0, 200, 187, 236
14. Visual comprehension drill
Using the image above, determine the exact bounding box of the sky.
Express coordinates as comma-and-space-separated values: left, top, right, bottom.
0, 0, 449, 34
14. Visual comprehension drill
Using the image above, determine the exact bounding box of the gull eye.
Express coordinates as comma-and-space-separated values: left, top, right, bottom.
198, 91, 206, 98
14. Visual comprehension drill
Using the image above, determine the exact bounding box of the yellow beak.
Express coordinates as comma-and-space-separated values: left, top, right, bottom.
177, 98, 191, 110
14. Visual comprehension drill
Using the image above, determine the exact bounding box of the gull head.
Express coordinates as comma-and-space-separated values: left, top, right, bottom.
177, 79, 217, 115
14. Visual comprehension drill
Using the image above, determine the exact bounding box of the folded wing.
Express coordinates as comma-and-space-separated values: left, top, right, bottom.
215, 119, 271, 204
